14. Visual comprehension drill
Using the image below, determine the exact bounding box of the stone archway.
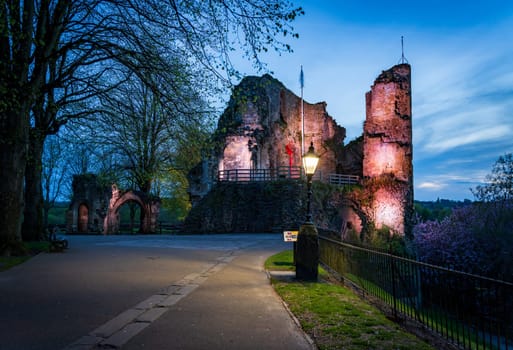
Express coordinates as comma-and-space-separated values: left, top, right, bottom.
103, 184, 160, 235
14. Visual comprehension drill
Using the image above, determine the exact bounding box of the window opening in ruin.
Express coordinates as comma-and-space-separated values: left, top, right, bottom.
78, 204, 89, 233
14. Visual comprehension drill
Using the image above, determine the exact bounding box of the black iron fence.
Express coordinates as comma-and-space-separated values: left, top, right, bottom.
319, 236, 513, 350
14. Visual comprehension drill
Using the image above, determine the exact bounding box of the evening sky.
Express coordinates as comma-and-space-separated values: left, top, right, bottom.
234, 0, 513, 201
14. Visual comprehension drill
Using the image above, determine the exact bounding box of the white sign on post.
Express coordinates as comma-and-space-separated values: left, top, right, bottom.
283, 230, 298, 242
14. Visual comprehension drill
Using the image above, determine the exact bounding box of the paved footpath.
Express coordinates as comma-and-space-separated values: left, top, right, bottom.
0, 234, 314, 350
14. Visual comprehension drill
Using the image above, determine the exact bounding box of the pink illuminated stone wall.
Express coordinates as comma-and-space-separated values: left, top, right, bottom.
217, 75, 345, 180
278, 90, 341, 178
362, 64, 413, 236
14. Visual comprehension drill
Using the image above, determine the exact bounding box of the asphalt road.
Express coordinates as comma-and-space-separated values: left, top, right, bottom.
0, 234, 313, 350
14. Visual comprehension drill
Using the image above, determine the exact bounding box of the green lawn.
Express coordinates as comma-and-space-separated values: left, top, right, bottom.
265, 249, 295, 271
0, 255, 31, 271
0, 241, 51, 272
266, 250, 435, 350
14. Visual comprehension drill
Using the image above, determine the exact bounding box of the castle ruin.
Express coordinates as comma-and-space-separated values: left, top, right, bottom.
66, 175, 160, 234
186, 63, 413, 238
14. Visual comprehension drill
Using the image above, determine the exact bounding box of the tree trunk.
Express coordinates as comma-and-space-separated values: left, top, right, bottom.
22, 129, 45, 241
0, 108, 30, 255
43, 204, 50, 230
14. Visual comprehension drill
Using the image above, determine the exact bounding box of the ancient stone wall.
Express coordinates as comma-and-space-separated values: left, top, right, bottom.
66, 175, 160, 234
183, 181, 304, 233
186, 64, 414, 238
66, 174, 110, 233
278, 89, 343, 178
103, 185, 160, 234
361, 64, 413, 236
214, 74, 345, 182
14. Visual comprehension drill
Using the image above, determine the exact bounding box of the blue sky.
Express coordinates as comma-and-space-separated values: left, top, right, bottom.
235, 0, 513, 201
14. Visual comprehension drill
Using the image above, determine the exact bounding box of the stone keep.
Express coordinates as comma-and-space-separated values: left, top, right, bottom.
363, 63, 413, 236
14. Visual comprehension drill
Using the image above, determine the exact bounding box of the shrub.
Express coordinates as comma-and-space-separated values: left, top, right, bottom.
413, 204, 513, 281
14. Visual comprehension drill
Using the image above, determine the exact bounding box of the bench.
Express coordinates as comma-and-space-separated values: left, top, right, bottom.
47, 227, 69, 252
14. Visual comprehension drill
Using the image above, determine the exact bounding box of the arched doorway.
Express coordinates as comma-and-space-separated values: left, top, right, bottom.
103, 186, 160, 234
78, 203, 89, 232
117, 200, 144, 234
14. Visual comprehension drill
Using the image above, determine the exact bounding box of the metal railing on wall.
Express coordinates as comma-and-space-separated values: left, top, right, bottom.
217, 167, 357, 184
328, 173, 360, 186
319, 236, 513, 350
218, 166, 303, 182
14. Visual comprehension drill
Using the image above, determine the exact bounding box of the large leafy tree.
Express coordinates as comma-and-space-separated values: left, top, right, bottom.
78, 67, 210, 195
0, 0, 303, 251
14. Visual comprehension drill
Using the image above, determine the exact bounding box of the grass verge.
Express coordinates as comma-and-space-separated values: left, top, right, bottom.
0, 241, 51, 272
266, 250, 435, 350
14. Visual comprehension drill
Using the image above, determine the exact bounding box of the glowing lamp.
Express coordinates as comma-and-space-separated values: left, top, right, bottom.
302, 142, 319, 223
302, 142, 319, 176
296, 141, 320, 281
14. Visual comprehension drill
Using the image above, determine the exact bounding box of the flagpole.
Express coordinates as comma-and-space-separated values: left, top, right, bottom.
300, 65, 305, 157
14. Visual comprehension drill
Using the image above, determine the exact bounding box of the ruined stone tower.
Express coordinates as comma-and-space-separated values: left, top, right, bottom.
363, 63, 413, 236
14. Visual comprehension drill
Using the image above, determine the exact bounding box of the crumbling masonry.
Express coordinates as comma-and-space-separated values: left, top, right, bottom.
362, 64, 413, 236
185, 63, 413, 237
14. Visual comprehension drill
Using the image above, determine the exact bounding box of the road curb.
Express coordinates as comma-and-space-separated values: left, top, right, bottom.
266, 270, 318, 350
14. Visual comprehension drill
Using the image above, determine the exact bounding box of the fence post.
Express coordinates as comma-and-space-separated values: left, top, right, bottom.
390, 252, 398, 320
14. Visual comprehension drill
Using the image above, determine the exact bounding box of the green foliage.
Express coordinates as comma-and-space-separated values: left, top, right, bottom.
118, 203, 141, 222
0, 241, 50, 270
312, 181, 359, 206
346, 222, 411, 257
25, 241, 51, 254
414, 199, 470, 222
264, 250, 295, 271
161, 169, 193, 222
472, 153, 513, 202
365, 225, 409, 256
161, 196, 191, 223
47, 206, 67, 225
0, 256, 31, 271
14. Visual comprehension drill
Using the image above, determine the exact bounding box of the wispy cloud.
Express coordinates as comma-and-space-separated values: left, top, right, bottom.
423, 125, 511, 154
417, 182, 446, 190
235, 2, 513, 200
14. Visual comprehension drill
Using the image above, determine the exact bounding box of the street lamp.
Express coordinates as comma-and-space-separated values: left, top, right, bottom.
296, 142, 320, 281
302, 142, 319, 223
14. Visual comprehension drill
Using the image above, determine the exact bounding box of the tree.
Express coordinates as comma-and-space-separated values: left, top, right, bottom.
413, 153, 513, 281
472, 153, 513, 203
78, 70, 208, 195
1, 0, 303, 250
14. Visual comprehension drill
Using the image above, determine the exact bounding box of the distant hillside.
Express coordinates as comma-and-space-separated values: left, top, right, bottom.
414, 199, 473, 222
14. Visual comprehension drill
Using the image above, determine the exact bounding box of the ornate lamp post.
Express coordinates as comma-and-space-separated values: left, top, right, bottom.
296, 142, 320, 281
